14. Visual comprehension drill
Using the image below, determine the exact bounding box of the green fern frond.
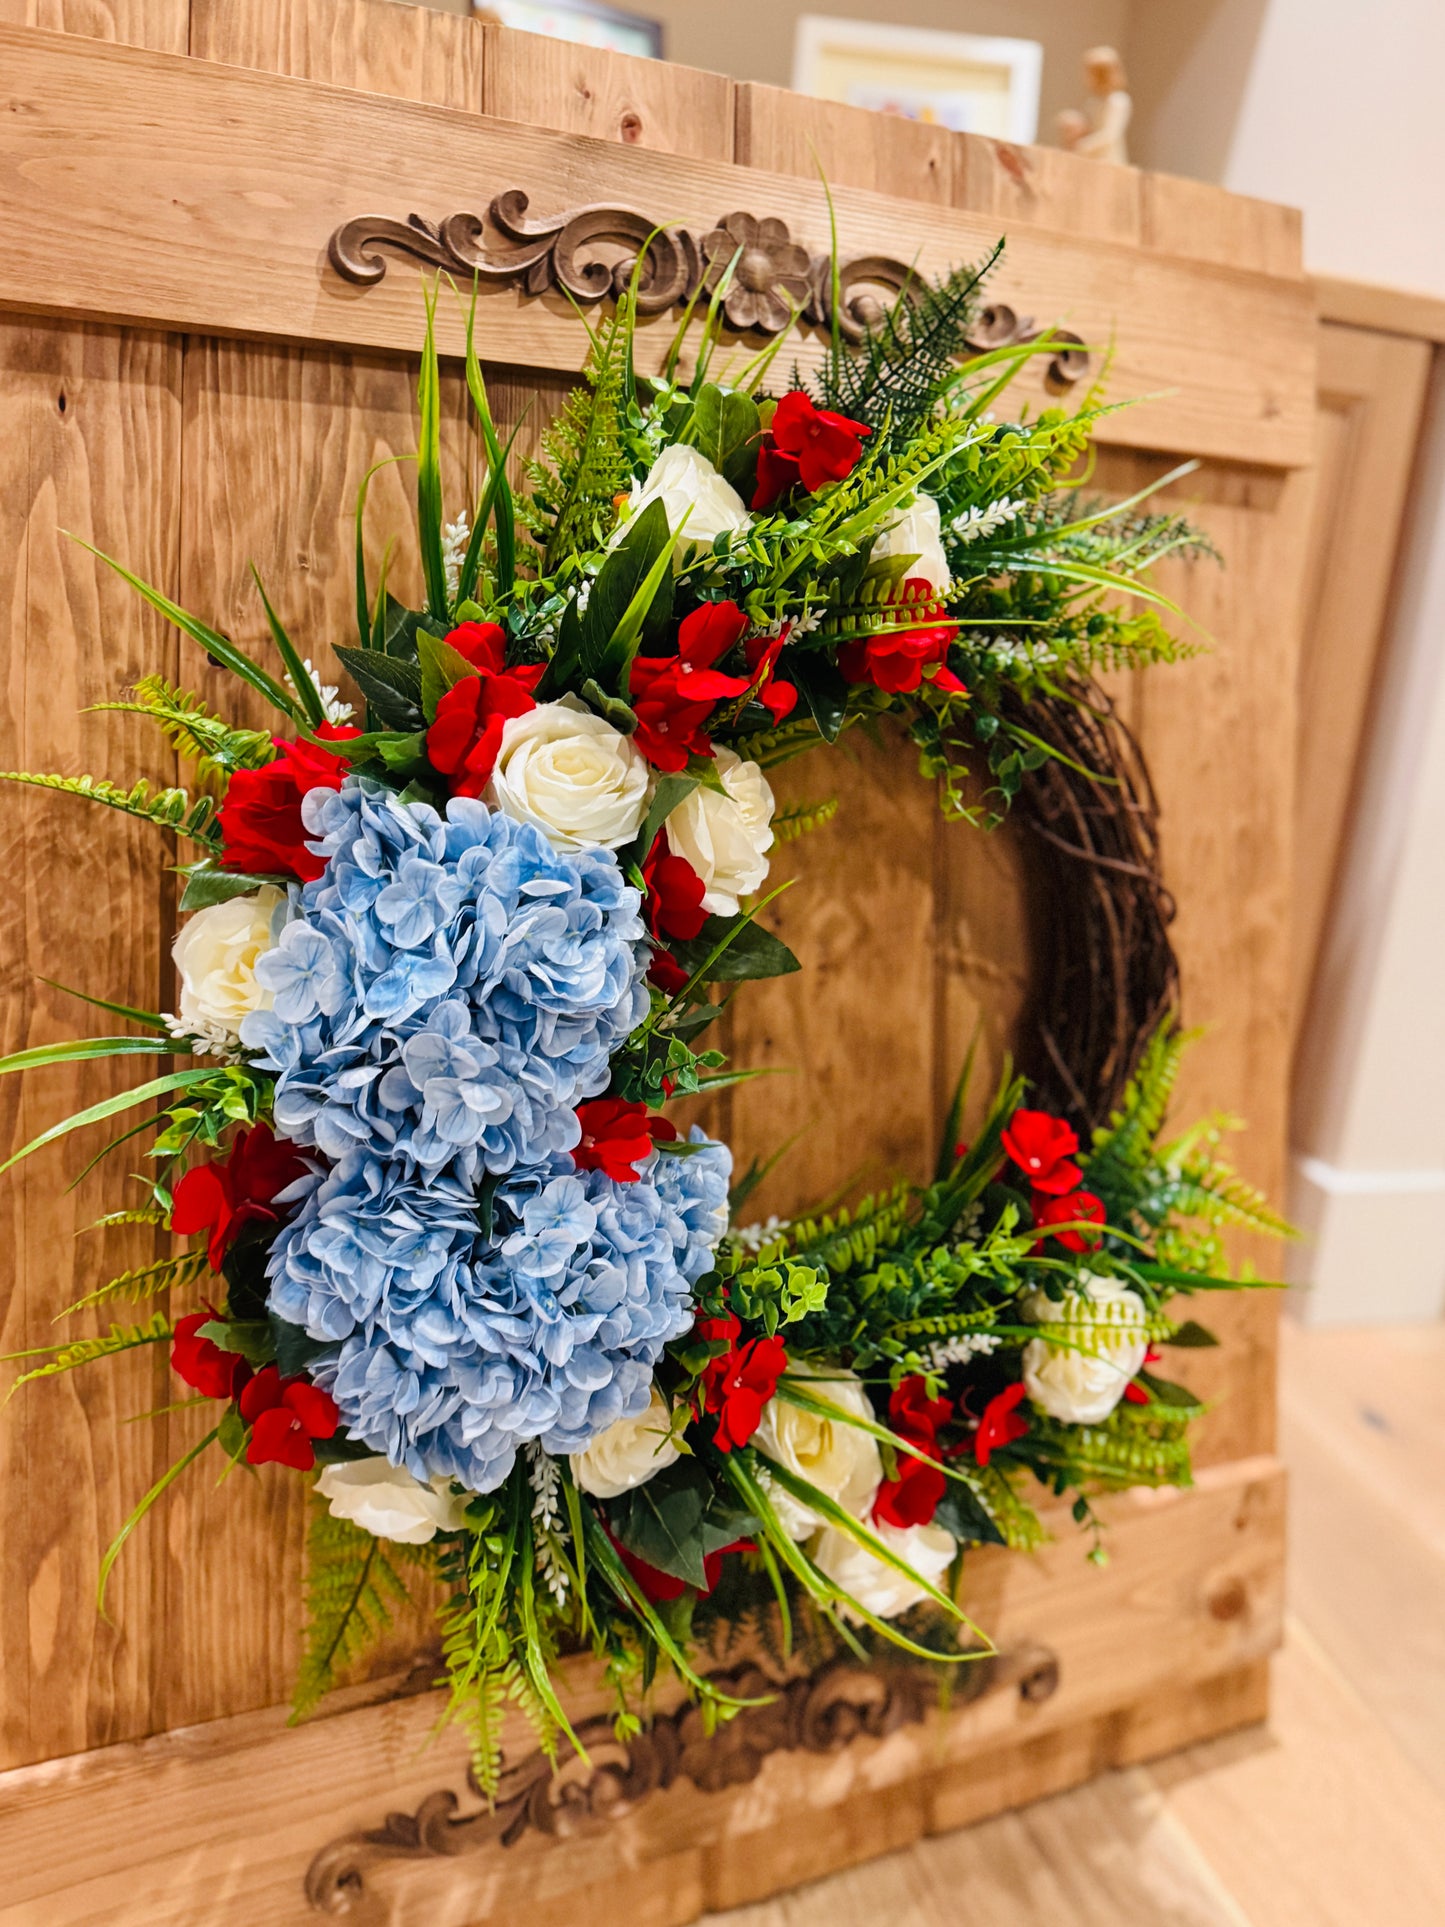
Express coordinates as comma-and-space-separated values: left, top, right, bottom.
5, 1313, 172, 1390
973, 1464, 1046, 1552
92, 675, 276, 777
1167, 1161, 1296, 1241
1084, 1020, 1191, 1201
58, 1247, 211, 1318
291, 1501, 411, 1721
531, 297, 634, 571
770, 797, 839, 845
0, 772, 223, 851
81, 1206, 170, 1234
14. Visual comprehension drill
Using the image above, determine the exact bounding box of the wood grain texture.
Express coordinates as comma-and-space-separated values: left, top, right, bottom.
484, 24, 735, 160
0, 0, 182, 50
0, 27, 1316, 470
1292, 322, 1431, 1047
0, 1457, 1284, 1925
0, 319, 181, 1771
735, 82, 950, 204
1143, 172, 1302, 279
954, 137, 1141, 247
1313, 273, 1445, 343
189, 0, 484, 110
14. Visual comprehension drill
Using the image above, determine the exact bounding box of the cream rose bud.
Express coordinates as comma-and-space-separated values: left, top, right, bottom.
488, 694, 650, 852
752, 1366, 882, 1538
172, 885, 286, 1040
626, 443, 751, 552
317, 1457, 468, 1545
873, 491, 951, 594
810, 1518, 956, 1621
663, 748, 775, 917
570, 1385, 681, 1499
1020, 1274, 1151, 1426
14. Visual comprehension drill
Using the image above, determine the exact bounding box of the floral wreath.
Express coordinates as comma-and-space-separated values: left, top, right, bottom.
0, 253, 1285, 1784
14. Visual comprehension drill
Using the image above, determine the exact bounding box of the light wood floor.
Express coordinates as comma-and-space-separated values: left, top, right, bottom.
707, 1317, 1445, 1927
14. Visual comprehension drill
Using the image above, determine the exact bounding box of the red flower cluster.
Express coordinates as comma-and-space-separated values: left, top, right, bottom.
641, 830, 707, 994
170, 1122, 309, 1270
696, 1309, 787, 1452
571, 1097, 677, 1183
743, 629, 798, 724
838, 580, 966, 697
629, 601, 752, 772
1001, 1108, 1105, 1254
973, 1382, 1029, 1468
873, 1375, 954, 1529
216, 724, 359, 882
752, 391, 871, 510
171, 1310, 250, 1402
426, 621, 545, 798
239, 1366, 339, 1469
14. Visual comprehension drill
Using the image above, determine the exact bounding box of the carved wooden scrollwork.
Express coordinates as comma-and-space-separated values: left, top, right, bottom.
304, 1644, 1059, 1913
326, 195, 1088, 377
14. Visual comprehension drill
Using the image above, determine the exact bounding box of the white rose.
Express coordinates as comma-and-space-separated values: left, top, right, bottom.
664, 748, 775, 917
1020, 1273, 1151, 1426
811, 1518, 956, 1621
872, 491, 951, 593
625, 443, 751, 552
317, 1457, 468, 1545
172, 885, 285, 1040
753, 1366, 882, 1539
488, 695, 650, 852
570, 1385, 681, 1499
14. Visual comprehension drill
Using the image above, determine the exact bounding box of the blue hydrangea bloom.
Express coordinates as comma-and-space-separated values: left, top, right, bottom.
267, 1131, 732, 1491
240, 781, 649, 1181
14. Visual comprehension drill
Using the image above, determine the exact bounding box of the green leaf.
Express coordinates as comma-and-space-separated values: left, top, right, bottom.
39, 979, 167, 1034
71, 538, 299, 720
196, 1318, 274, 1365
179, 863, 287, 911
1164, 1319, 1220, 1349
0, 1068, 209, 1175
670, 913, 801, 983
417, 629, 482, 720
269, 1313, 334, 1379
98, 1425, 219, 1619
416, 286, 449, 621
250, 565, 326, 727
580, 677, 639, 735
0, 1036, 182, 1077
608, 1458, 712, 1588
353, 455, 409, 650
628, 772, 699, 862
932, 1478, 1006, 1548
462, 288, 518, 596
687, 383, 762, 495
334, 646, 425, 731
791, 656, 851, 743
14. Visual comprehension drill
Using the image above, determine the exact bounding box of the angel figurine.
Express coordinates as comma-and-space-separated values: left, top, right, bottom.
1057, 45, 1132, 166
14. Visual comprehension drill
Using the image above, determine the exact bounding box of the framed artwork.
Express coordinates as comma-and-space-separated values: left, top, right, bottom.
476, 0, 663, 60
793, 15, 1043, 142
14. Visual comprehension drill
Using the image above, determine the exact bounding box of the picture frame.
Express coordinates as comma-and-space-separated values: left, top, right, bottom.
475, 0, 663, 61
792, 15, 1043, 143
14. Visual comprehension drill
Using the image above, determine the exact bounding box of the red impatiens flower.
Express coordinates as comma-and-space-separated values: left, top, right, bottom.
1002, 1109, 1082, 1195
169, 1122, 309, 1271
743, 629, 799, 723
642, 832, 708, 944
752, 390, 871, 509
629, 601, 753, 773
974, 1381, 1029, 1468
170, 1310, 250, 1402
647, 949, 691, 995
239, 1366, 339, 1470
697, 1311, 787, 1452
216, 724, 359, 882
443, 621, 512, 674
427, 671, 537, 798
838, 581, 966, 697
1031, 1188, 1106, 1254
571, 1097, 675, 1183
874, 1374, 954, 1529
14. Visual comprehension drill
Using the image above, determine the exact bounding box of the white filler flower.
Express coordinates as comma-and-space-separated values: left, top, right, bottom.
664, 748, 775, 917
1020, 1274, 1151, 1425
570, 1384, 682, 1498
317, 1457, 468, 1545
489, 694, 651, 852
172, 885, 286, 1042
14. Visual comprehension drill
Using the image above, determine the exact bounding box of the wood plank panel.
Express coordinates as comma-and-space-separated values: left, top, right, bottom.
189, 0, 484, 110
160, 337, 480, 1726
1143, 172, 1302, 278
0, 1457, 1284, 1926
0, 319, 181, 1771
735, 82, 950, 204
953, 137, 1142, 248
485, 25, 735, 160
0, 27, 1316, 470
1292, 322, 1431, 1046
0, 0, 183, 51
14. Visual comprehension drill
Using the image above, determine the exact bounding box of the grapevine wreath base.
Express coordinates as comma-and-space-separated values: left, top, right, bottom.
0, 243, 1283, 1796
